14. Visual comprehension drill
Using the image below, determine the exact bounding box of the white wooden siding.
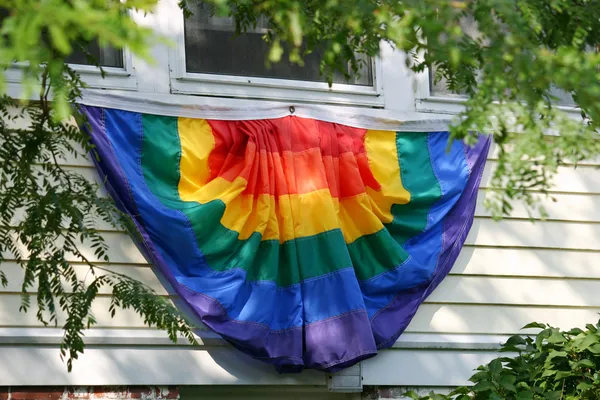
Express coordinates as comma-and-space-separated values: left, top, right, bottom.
1, 125, 599, 390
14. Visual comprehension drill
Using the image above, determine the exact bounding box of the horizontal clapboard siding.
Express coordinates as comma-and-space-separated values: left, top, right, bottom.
480, 161, 600, 194
474, 191, 600, 222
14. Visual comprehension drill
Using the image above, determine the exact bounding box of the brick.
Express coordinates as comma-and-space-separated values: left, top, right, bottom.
92, 387, 129, 399
9, 387, 65, 400
156, 387, 179, 400
66, 387, 91, 399
0, 386, 180, 400
128, 387, 154, 399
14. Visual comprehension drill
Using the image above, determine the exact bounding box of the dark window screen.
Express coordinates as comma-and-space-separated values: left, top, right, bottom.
0, 8, 123, 68
183, 2, 373, 86
66, 42, 124, 68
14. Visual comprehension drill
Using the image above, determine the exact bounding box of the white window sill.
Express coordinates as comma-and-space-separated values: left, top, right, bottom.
4, 62, 138, 96
170, 73, 384, 107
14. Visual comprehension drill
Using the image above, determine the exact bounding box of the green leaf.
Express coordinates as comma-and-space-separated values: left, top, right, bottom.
546, 350, 568, 363
547, 330, 566, 344
429, 394, 448, 400
489, 359, 503, 376
402, 391, 421, 400
522, 322, 547, 330
555, 370, 573, 379
505, 335, 527, 346
541, 369, 557, 378
268, 40, 284, 63
543, 391, 562, 400
472, 381, 493, 392
499, 374, 517, 393
469, 371, 489, 383
576, 381, 593, 391
288, 11, 302, 47
572, 359, 595, 369
516, 390, 534, 400
574, 334, 599, 351
588, 343, 600, 354
49, 24, 72, 55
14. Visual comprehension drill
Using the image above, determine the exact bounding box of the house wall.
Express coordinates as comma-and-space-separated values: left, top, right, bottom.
1, 0, 599, 396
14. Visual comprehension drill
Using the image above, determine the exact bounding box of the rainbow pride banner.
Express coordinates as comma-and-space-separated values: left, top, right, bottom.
80, 105, 491, 373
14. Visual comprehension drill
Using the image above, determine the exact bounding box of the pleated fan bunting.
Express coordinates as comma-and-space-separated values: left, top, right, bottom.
79, 105, 491, 372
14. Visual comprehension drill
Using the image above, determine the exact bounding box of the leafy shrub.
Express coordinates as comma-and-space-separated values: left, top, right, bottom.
406, 321, 600, 400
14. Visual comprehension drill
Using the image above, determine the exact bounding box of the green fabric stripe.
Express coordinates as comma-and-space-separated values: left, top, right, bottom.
141, 115, 182, 203
385, 132, 442, 245
140, 114, 353, 287
347, 229, 408, 281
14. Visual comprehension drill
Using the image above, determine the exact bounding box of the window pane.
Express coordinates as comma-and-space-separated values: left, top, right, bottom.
429, 16, 576, 106
429, 66, 575, 106
66, 41, 124, 68
429, 66, 466, 97
0, 8, 123, 68
183, 2, 373, 86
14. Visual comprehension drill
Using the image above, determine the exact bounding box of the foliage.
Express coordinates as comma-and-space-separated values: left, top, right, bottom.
405, 320, 600, 400
0, 67, 198, 370
0, 0, 157, 119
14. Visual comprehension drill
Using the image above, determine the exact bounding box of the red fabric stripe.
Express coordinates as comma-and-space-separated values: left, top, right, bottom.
205, 117, 382, 197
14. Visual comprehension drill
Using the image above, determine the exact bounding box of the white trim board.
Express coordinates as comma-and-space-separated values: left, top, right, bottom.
79, 89, 455, 131
0, 330, 511, 387
361, 349, 504, 386
0, 327, 511, 350
0, 345, 327, 386
0, 343, 504, 387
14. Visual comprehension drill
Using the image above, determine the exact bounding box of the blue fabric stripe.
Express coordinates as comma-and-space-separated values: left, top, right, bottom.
361, 132, 470, 318
101, 108, 365, 330
403, 132, 469, 270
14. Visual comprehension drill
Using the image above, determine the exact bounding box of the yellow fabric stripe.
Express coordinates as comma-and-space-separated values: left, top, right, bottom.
177, 118, 215, 197
221, 190, 385, 243
364, 130, 411, 223
221, 189, 338, 242
337, 193, 385, 243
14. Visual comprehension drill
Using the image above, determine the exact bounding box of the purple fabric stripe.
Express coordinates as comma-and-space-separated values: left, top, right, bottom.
82, 105, 377, 373
427, 135, 491, 296
369, 135, 491, 349
181, 281, 377, 371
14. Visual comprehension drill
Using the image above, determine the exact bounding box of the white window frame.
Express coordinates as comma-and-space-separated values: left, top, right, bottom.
414, 66, 473, 115
69, 49, 137, 90
4, 49, 137, 97
414, 65, 583, 117
167, 6, 384, 107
